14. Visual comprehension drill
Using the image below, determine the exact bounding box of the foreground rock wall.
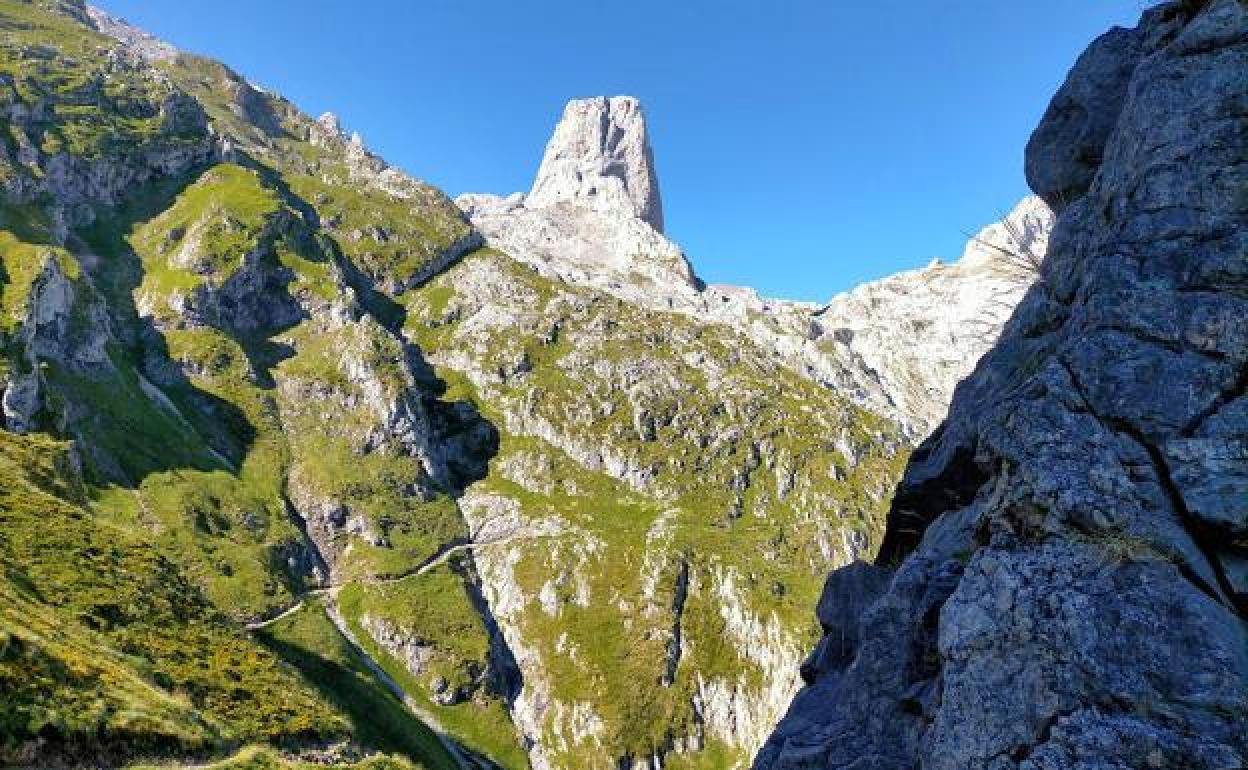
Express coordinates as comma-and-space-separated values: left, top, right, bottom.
758, 1, 1248, 768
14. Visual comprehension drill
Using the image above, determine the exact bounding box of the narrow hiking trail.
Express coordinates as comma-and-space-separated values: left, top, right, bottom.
322, 597, 496, 770
245, 532, 561, 631
242, 531, 564, 767
247, 583, 489, 770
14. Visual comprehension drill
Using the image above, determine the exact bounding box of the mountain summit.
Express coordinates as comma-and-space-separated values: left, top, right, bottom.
528, 96, 665, 232
458, 96, 698, 295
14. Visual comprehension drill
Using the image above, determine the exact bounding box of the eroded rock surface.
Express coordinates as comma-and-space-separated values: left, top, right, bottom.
528, 96, 665, 232
758, 2, 1248, 768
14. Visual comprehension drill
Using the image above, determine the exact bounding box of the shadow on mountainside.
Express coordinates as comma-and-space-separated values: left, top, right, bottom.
68, 154, 500, 496
71, 164, 264, 482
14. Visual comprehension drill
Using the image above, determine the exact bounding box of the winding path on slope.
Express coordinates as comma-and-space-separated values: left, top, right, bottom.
244, 530, 564, 768
322, 595, 493, 770
245, 531, 561, 631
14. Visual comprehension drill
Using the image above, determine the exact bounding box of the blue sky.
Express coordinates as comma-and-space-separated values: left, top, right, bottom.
96, 1, 1149, 300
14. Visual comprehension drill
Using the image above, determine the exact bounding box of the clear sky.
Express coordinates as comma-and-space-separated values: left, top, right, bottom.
95, 0, 1150, 301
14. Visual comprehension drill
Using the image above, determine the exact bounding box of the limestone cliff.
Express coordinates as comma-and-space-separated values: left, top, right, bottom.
528, 96, 665, 233
758, 2, 1248, 767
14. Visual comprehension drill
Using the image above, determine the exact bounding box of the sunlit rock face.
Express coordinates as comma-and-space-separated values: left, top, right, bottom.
528, 95, 665, 233
813, 195, 1053, 435
758, 2, 1248, 768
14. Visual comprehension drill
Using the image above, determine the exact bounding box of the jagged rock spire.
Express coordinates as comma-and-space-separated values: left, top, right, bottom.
527, 96, 665, 233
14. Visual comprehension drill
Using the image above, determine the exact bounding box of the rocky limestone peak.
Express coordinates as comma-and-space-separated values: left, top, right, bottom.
527, 96, 665, 233
86, 5, 179, 61
457, 96, 696, 297
317, 111, 344, 137
957, 194, 1052, 269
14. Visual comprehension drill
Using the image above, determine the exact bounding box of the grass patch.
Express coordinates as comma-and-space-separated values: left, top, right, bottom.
126, 744, 424, 769
337, 573, 529, 770
0, 430, 349, 767
255, 600, 458, 770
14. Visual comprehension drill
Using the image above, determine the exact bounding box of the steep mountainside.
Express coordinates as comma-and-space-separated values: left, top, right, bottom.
758, 1, 1248, 767
442, 99, 1048, 768
0, 3, 1048, 770
0, 3, 492, 768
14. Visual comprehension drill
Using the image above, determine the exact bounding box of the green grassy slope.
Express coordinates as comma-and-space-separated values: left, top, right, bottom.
0, 432, 345, 766
390, 249, 909, 767
0, 1, 496, 766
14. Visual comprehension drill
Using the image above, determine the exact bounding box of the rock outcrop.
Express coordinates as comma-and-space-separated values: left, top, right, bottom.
85, 5, 179, 61
458, 96, 692, 301
757, 2, 1248, 768
459, 188, 699, 298
528, 96, 665, 232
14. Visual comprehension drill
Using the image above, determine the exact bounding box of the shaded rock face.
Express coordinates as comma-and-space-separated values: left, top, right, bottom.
798, 562, 891, 685
758, 2, 1248, 768
528, 96, 664, 232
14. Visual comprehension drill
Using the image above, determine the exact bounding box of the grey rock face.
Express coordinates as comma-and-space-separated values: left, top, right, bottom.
800, 561, 891, 683
86, 5, 180, 61
528, 96, 665, 232
758, 2, 1248, 768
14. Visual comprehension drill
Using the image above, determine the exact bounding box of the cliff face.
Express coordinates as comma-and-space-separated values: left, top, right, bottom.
757, 2, 1248, 768
527, 96, 665, 233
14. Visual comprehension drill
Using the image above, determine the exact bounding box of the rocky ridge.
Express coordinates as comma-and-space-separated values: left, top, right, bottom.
758, 1, 1248, 768
460, 98, 1052, 439
85, 5, 178, 61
